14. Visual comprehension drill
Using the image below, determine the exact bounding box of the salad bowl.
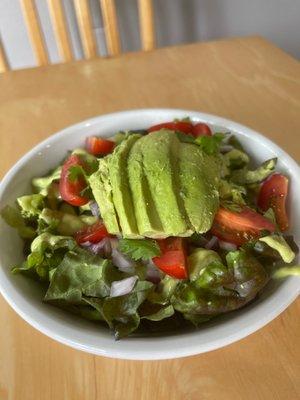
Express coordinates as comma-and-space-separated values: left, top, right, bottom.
0, 108, 299, 360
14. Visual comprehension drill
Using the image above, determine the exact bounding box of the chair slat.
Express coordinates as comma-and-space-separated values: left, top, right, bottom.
21, 0, 49, 66
100, 0, 121, 56
47, 0, 73, 62
138, 0, 155, 51
74, 0, 97, 59
0, 39, 9, 72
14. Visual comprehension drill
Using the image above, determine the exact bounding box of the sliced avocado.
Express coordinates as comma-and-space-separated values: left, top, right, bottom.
128, 137, 165, 238
89, 158, 120, 235
108, 134, 141, 238
139, 130, 188, 236
178, 142, 219, 233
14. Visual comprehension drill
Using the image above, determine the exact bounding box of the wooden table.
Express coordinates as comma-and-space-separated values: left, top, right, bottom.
0, 36, 299, 400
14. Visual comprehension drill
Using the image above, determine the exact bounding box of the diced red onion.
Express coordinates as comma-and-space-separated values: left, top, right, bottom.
205, 236, 218, 250
80, 237, 112, 257
109, 238, 119, 250
219, 240, 237, 251
80, 241, 92, 247
110, 276, 138, 297
89, 201, 100, 217
236, 280, 256, 297
111, 248, 135, 272
144, 259, 161, 283
220, 145, 234, 153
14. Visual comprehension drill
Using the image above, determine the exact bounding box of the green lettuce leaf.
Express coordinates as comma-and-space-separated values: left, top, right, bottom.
171, 250, 269, 316
140, 303, 174, 321
12, 233, 76, 280
81, 297, 105, 320
226, 250, 269, 297
118, 239, 160, 261
219, 180, 247, 205
227, 135, 244, 151
273, 266, 300, 278
193, 262, 233, 289
171, 283, 244, 315
32, 166, 61, 196
231, 158, 277, 184
188, 248, 222, 281
17, 194, 44, 218
102, 280, 153, 339
44, 248, 121, 303
223, 149, 249, 170
263, 208, 277, 225
147, 275, 178, 305
38, 208, 97, 236
71, 149, 98, 175
31, 232, 76, 253
1, 205, 36, 239
259, 235, 295, 263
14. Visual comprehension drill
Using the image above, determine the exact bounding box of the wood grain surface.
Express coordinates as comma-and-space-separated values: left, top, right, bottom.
0, 36, 299, 400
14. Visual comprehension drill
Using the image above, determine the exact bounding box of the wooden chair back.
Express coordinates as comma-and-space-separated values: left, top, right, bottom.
0, 0, 155, 72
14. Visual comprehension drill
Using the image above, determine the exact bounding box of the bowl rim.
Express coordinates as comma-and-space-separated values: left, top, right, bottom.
0, 108, 299, 360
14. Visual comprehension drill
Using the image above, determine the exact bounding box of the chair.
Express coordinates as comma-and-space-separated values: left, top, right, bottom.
0, 0, 155, 72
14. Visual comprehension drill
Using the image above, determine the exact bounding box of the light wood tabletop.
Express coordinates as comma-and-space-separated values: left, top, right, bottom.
0, 36, 299, 400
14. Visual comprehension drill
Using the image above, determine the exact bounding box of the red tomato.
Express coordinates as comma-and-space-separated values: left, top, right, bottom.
192, 123, 212, 137
257, 173, 289, 231
153, 237, 188, 279
59, 154, 89, 206
148, 121, 193, 135
86, 136, 115, 155
211, 207, 276, 246
75, 221, 112, 244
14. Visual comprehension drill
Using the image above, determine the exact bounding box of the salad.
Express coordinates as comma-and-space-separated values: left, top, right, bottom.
1, 119, 299, 339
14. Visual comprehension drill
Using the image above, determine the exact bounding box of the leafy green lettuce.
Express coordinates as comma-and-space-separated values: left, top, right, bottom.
171, 249, 269, 319
32, 166, 61, 195
223, 149, 249, 170
231, 158, 277, 185
17, 194, 45, 218
44, 248, 120, 303
273, 266, 300, 278
43, 246, 170, 338
259, 235, 295, 263
12, 232, 76, 280
1, 205, 36, 239
37, 208, 97, 236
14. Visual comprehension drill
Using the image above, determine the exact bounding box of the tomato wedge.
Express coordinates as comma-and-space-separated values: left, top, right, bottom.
75, 221, 112, 244
258, 173, 289, 231
148, 121, 193, 135
211, 207, 276, 246
192, 122, 212, 137
153, 237, 188, 279
59, 154, 89, 206
86, 136, 115, 156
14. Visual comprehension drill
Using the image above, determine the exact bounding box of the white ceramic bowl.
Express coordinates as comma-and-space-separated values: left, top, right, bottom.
0, 109, 299, 360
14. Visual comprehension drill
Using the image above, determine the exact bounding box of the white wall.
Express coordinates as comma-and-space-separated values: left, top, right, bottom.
0, 0, 299, 70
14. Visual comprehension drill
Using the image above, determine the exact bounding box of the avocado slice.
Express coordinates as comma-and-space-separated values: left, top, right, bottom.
139, 130, 188, 236
178, 142, 219, 233
108, 134, 141, 238
89, 158, 120, 235
128, 137, 165, 238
